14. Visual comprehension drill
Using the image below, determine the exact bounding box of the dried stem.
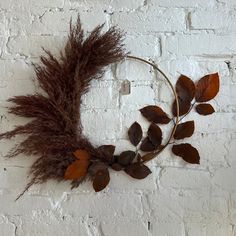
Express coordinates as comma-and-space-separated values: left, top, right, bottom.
178, 101, 196, 123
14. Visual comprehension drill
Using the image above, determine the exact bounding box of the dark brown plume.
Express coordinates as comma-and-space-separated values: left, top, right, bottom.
0, 16, 126, 194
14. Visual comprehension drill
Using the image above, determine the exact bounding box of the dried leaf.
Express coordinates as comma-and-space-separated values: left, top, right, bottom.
196, 103, 215, 115
93, 168, 110, 192
118, 151, 136, 166
148, 123, 162, 147
97, 145, 115, 162
64, 160, 89, 180
111, 163, 123, 171
140, 106, 171, 124
125, 163, 151, 179
174, 121, 195, 140
73, 149, 91, 160
128, 122, 143, 146
172, 98, 191, 117
172, 143, 200, 164
141, 152, 157, 162
195, 73, 220, 102
89, 161, 107, 176
176, 75, 195, 102
140, 137, 156, 152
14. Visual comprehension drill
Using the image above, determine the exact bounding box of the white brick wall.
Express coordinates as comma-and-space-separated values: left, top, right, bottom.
0, 0, 236, 235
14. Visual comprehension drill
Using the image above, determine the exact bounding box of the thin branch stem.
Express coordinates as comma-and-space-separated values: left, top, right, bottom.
178, 102, 196, 123
126, 55, 180, 164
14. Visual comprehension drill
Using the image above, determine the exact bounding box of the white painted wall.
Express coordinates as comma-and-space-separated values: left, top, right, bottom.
0, 0, 236, 235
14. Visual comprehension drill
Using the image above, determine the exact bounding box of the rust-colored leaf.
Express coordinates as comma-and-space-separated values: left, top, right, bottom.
93, 168, 110, 192
118, 151, 136, 166
195, 103, 215, 115
195, 73, 220, 102
174, 121, 195, 140
172, 75, 195, 117
172, 143, 200, 164
128, 122, 143, 146
140, 137, 156, 152
73, 149, 91, 160
111, 163, 123, 171
172, 98, 191, 117
140, 106, 171, 124
147, 123, 162, 147
125, 163, 151, 179
176, 75, 195, 102
64, 160, 89, 180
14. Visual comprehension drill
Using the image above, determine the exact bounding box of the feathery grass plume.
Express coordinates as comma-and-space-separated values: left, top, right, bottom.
0, 16, 126, 198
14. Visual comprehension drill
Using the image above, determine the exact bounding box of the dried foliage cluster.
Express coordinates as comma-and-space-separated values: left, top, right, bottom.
0, 17, 220, 198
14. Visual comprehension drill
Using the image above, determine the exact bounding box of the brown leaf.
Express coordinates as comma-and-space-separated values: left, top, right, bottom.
174, 121, 195, 140
141, 152, 157, 162
140, 106, 171, 124
176, 75, 195, 102
128, 122, 143, 146
196, 103, 215, 115
64, 160, 89, 180
172, 98, 191, 117
140, 137, 156, 152
111, 163, 123, 171
93, 168, 110, 192
125, 163, 151, 179
148, 123, 162, 147
118, 151, 136, 166
89, 161, 107, 176
172, 143, 200, 164
97, 145, 115, 162
73, 149, 91, 160
195, 73, 220, 102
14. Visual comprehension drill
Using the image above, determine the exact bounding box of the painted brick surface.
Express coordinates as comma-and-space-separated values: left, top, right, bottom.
0, 0, 235, 235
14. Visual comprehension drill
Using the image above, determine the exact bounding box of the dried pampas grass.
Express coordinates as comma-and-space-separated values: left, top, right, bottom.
0, 16, 126, 198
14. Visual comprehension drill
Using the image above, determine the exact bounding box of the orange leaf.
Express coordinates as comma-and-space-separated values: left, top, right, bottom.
73, 149, 91, 160
195, 73, 220, 102
64, 159, 89, 180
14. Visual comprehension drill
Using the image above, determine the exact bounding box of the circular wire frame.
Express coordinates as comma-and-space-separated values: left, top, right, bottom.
125, 55, 180, 163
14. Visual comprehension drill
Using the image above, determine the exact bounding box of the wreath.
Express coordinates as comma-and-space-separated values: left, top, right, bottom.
0, 17, 220, 200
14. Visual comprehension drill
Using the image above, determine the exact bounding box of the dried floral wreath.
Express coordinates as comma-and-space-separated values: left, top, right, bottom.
0, 17, 220, 200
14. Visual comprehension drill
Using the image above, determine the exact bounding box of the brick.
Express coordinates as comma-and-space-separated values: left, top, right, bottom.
81, 109, 122, 142
152, 222, 185, 236
212, 167, 236, 191
160, 168, 211, 190
101, 219, 149, 236
82, 81, 119, 109
111, 8, 186, 33
165, 34, 236, 56
151, 0, 215, 7
124, 34, 161, 57
60, 193, 143, 220
191, 9, 236, 31
7, 35, 66, 58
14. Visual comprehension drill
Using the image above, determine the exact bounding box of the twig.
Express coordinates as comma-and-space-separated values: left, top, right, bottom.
178, 101, 196, 123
